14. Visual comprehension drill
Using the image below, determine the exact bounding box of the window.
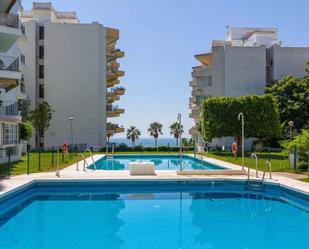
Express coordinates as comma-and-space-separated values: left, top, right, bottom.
20, 82, 25, 93
39, 65, 44, 79
3, 124, 18, 145
197, 76, 212, 87
39, 26, 44, 40
39, 84, 44, 98
39, 46, 44, 59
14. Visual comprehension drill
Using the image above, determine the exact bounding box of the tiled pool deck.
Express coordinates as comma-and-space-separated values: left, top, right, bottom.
0, 154, 308, 198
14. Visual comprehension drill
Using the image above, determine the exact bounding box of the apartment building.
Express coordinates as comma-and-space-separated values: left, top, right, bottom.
189, 27, 309, 148
19, 2, 125, 148
0, 0, 26, 162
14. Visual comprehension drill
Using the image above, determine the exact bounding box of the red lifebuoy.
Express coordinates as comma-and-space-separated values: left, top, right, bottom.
63, 142, 68, 154
232, 143, 238, 154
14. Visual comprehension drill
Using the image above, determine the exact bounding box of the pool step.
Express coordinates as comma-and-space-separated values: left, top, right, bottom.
246, 181, 265, 192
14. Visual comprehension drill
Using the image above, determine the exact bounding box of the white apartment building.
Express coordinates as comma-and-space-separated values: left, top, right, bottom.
20, 2, 125, 149
0, 0, 26, 163
189, 27, 309, 148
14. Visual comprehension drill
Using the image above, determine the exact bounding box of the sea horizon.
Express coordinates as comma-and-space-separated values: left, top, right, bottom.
110, 137, 185, 147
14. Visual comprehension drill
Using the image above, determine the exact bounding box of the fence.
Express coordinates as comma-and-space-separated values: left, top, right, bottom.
0, 143, 87, 178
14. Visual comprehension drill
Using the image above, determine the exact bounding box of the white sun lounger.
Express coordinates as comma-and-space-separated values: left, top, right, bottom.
129, 161, 156, 175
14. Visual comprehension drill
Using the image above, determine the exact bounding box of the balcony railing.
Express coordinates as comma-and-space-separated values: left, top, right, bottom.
0, 12, 19, 28
33, 2, 53, 10
0, 101, 20, 116
0, 55, 19, 72
106, 105, 119, 112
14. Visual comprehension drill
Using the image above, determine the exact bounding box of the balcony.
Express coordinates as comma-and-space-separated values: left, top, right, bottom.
107, 91, 120, 103
106, 27, 119, 44
106, 105, 125, 118
107, 123, 124, 135
189, 108, 201, 119
107, 79, 119, 88
0, 55, 21, 91
111, 86, 125, 96
0, 12, 24, 52
0, 100, 21, 121
107, 49, 125, 62
191, 89, 204, 97
107, 69, 125, 81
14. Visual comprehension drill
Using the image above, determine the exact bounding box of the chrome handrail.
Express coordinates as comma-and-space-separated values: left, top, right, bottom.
77, 153, 87, 171
55, 148, 60, 177
262, 160, 272, 181
85, 149, 96, 170
248, 153, 259, 179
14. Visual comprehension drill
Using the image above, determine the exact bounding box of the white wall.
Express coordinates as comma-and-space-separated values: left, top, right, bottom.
43, 22, 107, 148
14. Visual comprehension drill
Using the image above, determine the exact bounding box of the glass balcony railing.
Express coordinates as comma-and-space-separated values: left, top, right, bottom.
0, 55, 19, 72
0, 101, 20, 116
0, 12, 19, 29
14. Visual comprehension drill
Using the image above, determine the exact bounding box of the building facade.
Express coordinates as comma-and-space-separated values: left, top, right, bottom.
0, 0, 26, 162
19, 2, 125, 149
189, 27, 309, 148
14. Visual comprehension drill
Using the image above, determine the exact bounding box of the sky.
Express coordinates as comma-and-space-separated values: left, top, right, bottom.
22, 0, 309, 138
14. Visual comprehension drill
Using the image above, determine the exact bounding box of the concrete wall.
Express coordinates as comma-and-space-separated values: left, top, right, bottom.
272, 45, 309, 80
224, 46, 266, 97
42, 23, 107, 148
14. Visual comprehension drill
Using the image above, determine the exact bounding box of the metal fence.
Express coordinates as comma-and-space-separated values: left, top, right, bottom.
0, 143, 87, 178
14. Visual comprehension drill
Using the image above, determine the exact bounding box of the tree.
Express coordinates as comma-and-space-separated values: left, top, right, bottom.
29, 101, 54, 146
202, 94, 281, 141
282, 128, 309, 169
126, 126, 141, 147
265, 75, 309, 132
305, 61, 309, 73
169, 122, 183, 146
20, 121, 33, 141
148, 122, 163, 147
106, 122, 115, 145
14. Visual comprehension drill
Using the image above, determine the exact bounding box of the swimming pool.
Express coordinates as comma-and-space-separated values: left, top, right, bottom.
89, 155, 226, 170
0, 180, 308, 249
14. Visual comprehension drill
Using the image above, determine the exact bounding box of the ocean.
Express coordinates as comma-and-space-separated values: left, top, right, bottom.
110, 138, 180, 147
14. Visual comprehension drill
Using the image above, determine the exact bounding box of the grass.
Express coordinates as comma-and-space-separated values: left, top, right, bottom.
199, 151, 297, 172
300, 178, 309, 183
0, 152, 81, 176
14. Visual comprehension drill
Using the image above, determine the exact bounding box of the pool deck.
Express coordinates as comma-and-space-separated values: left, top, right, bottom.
0, 154, 308, 198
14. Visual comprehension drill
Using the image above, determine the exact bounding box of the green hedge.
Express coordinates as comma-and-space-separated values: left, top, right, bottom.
202, 94, 281, 140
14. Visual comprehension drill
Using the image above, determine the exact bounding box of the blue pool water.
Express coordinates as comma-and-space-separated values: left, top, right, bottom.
90, 155, 225, 170
0, 181, 308, 249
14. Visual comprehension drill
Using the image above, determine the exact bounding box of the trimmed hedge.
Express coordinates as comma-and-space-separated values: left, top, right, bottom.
202, 94, 281, 140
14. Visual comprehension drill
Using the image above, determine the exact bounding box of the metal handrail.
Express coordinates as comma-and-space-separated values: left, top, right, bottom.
76, 153, 87, 171
248, 153, 259, 179
85, 149, 96, 170
0, 55, 19, 72
262, 160, 272, 181
0, 12, 19, 28
55, 148, 60, 177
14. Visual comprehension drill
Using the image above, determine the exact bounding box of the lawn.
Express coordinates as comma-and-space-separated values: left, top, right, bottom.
300, 178, 309, 183
199, 151, 295, 172
0, 152, 81, 176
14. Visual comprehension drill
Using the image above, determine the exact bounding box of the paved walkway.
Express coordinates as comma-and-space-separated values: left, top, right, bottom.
0, 154, 308, 198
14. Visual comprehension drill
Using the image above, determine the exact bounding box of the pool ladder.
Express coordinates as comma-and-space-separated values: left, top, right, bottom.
106, 144, 115, 159
247, 153, 272, 181
85, 149, 97, 170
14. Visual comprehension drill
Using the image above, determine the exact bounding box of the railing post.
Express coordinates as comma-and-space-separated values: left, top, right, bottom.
27, 148, 30, 175
38, 149, 41, 171
7, 148, 11, 177
62, 149, 64, 163
293, 146, 297, 172
51, 146, 54, 166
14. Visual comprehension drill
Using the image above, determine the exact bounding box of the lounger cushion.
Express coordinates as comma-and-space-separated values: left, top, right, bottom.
129, 162, 156, 175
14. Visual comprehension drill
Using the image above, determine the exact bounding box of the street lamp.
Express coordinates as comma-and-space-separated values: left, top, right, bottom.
238, 112, 244, 171
69, 117, 74, 146
288, 121, 294, 140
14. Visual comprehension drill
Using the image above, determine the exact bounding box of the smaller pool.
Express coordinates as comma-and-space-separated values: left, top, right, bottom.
89, 155, 225, 171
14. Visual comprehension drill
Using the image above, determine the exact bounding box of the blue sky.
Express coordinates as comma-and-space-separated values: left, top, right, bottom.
22, 0, 309, 138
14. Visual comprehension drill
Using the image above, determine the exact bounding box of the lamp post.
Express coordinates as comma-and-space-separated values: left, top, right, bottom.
177, 113, 183, 170
288, 121, 294, 140
69, 117, 74, 147
288, 120, 294, 169
238, 112, 244, 171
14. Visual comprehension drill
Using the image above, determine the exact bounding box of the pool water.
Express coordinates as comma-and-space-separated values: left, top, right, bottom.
0, 181, 308, 249
90, 155, 225, 170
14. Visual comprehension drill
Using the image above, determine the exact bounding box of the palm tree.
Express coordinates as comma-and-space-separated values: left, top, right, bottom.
170, 122, 184, 146
126, 126, 141, 147
148, 122, 163, 147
